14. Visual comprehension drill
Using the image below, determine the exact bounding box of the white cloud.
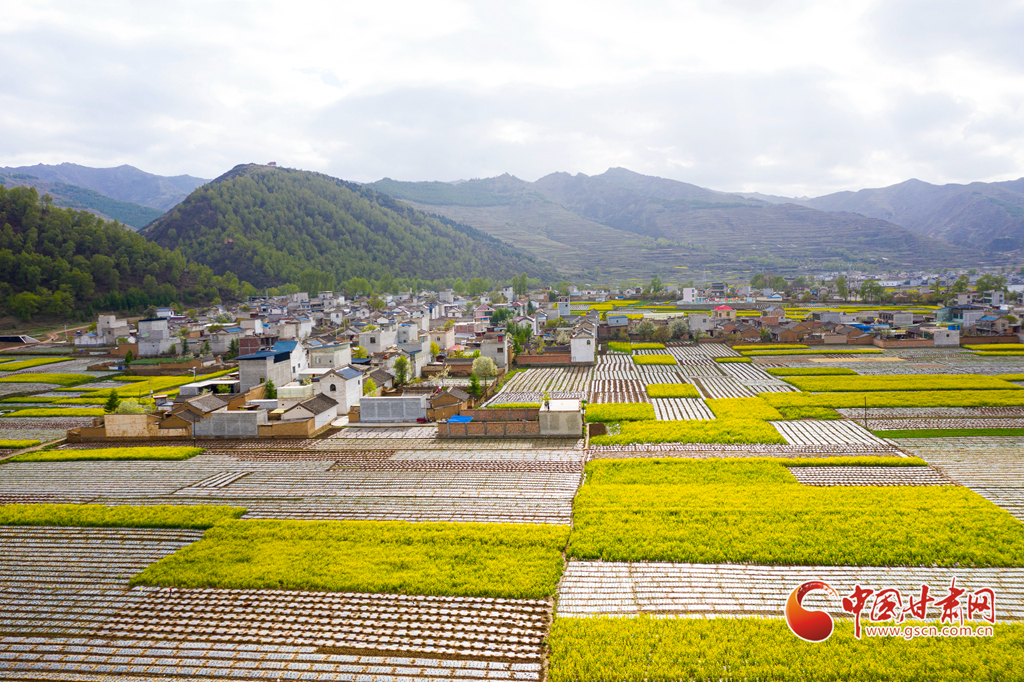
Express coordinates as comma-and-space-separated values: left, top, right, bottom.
0, 0, 1021, 196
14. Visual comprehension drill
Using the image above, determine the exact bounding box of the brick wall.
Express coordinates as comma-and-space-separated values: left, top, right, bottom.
437, 421, 541, 437
460, 408, 539, 421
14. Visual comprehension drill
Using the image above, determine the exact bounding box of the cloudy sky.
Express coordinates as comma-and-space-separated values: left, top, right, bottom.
1, 0, 1022, 196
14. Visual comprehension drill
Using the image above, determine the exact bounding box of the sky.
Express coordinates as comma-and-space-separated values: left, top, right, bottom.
1, 0, 1023, 197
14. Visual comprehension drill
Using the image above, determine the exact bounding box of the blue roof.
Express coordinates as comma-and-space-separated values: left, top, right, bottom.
273, 340, 299, 353
223, 327, 244, 333
236, 351, 278, 360
338, 366, 362, 380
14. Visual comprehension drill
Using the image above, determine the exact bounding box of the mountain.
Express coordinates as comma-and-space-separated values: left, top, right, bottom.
0, 184, 235, 322
141, 164, 555, 289
799, 178, 1024, 252
0, 163, 209, 211
370, 168, 978, 280
0, 173, 162, 229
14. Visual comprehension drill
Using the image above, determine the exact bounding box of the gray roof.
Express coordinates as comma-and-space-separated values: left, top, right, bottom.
185, 393, 230, 415
295, 393, 338, 416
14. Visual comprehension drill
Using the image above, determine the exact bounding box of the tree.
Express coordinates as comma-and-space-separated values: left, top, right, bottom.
949, 276, 970, 294
472, 356, 498, 387
649, 274, 664, 295
363, 378, 377, 395
490, 307, 514, 326
393, 356, 410, 386
353, 346, 368, 359
512, 272, 529, 297
468, 372, 482, 398
263, 379, 277, 399
759, 327, 771, 342
227, 338, 239, 359
103, 389, 121, 414
635, 319, 657, 341
975, 274, 1007, 293
369, 297, 386, 311
430, 341, 440, 360
169, 343, 177, 356
692, 328, 703, 342
202, 340, 211, 355
669, 318, 688, 339
114, 398, 150, 414
8, 292, 41, 321
653, 326, 670, 343
859, 280, 884, 302
124, 350, 134, 364
556, 330, 570, 345
836, 275, 848, 301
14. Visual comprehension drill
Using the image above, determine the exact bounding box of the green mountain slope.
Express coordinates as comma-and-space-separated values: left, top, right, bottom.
372, 168, 983, 279
141, 165, 555, 288
0, 174, 162, 228
0, 184, 244, 321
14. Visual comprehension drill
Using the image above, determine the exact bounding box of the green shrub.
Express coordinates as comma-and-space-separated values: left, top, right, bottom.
632, 354, 676, 365
0, 439, 41, 449
568, 458, 1024, 566
0, 407, 104, 418
0, 357, 73, 371
548, 617, 1024, 682
714, 356, 752, 363
0, 504, 244, 528
646, 383, 700, 399
9, 447, 203, 462
732, 344, 808, 350
741, 348, 883, 356
766, 367, 858, 376
707, 397, 783, 421
591, 418, 785, 445
783, 374, 1020, 392
0, 373, 95, 386
761, 390, 1024, 409
585, 402, 656, 423
133, 519, 568, 599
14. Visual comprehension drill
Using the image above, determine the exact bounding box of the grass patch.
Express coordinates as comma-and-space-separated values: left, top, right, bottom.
8, 447, 203, 462
585, 402, 655, 423
132, 519, 568, 599
0, 357, 73, 371
1, 407, 104, 418
761, 389, 1024, 409
632, 354, 676, 366
732, 344, 808, 350
783, 374, 1020, 392
707, 397, 783, 421
0, 373, 95, 386
486, 402, 541, 409
0, 439, 41, 449
874, 428, 1024, 439
765, 367, 858, 376
964, 343, 1024, 350
0, 504, 244, 528
646, 383, 700, 399
590, 419, 785, 445
1, 396, 108, 405
714, 356, 752, 363
548, 617, 1024, 682
568, 458, 1024, 566
741, 348, 883, 356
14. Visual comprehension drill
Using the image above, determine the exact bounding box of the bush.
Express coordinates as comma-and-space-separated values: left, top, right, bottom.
783, 374, 1020, 393
741, 348, 883, 356
766, 367, 858, 376
585, 402, 656, 423
714, 356, 752, 363
0, 357, 73, 371
761, 389, 1024, 409
707, 397, 783, 421
9, 446, 203, 462
548, 617, 1024, 682
133, 519, 569, 600
568, 458, 1024, 566
0, 407, 104, 417
632, 354, 676, 365
646, 383, 700, 399
0, 439, 41, 449
591, 418, 785, 445
0, 503, 244, 528
0, 373, 95, 386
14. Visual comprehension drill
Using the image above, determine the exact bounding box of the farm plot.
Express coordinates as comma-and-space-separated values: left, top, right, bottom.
863, 418, 1024, 431
692, 377, 756, 399
837, 406, 1024, 419
589, 378, 648, 404
651, 399, 715, 420
787, 466, 955, 486
772, 420, 890, 446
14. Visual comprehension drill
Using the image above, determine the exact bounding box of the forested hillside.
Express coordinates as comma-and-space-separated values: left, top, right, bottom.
143, 165, 553, 288
0, 185, 249, 321
0, 173, 162, 228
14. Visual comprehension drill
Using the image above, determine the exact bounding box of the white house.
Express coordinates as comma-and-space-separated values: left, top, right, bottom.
280, 393, 338, 431
315, 366, 363, 412
570, 324, 596, 363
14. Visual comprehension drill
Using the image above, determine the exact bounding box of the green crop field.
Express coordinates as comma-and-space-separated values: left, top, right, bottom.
707, 397, 783, 421
590, 418, 785, 445
761, 390, 1024, 409
8, 447, 203, 462
632, 355, 676, 365
0, 373, 95, 386
964, 344, 1024, 351
568, 458, 1024, 566
0, 357, 73, 371
741, 348, 883, 356
732, 344, 808, 350
765, 367, 858, 376
714, 356, 752, 363
874, 428, 1024, 439
0, 407, 104, 418
0, 439, 41, 449
585, 402, 656, 423
783, 374, 1021, 392
549, 617, 1024, 682
133, 519, 568, 599
646, 383, 700, 399
0, 504, 244, 529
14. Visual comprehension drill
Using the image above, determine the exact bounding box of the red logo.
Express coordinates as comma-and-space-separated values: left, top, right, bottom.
785, 580, 838, 642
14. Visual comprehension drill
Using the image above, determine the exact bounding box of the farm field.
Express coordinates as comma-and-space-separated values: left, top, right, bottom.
3, 341, 1024, 679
